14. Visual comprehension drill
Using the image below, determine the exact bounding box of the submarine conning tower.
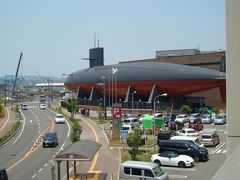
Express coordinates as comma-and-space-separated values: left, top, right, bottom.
89, 47, 104, 68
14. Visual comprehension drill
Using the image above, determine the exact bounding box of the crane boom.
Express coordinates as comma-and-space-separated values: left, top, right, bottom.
12, 52, 23, 95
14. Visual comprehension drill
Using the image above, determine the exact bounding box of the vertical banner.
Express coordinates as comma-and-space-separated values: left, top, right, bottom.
112, 104, 122, 140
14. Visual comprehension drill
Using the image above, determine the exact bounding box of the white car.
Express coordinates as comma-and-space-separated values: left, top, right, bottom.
39, 103, 47, 110
175, 114, 189, 123
55, 114, 65, 124
177, 128, 199, 137
151, 151, 194, 168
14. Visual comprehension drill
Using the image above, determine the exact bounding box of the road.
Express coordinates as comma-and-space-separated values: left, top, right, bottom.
0, 102, 71, 180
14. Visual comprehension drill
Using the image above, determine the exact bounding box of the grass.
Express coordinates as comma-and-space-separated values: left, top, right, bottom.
121, 149, 154, 163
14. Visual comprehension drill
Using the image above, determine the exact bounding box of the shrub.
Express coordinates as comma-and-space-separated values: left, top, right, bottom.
70, 121, 82, 143
180, 105, 192, 114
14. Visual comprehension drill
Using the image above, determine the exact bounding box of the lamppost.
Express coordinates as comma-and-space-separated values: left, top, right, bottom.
131, 91, 136, 113
62, 73, 74, 119
153, 93, 167, 152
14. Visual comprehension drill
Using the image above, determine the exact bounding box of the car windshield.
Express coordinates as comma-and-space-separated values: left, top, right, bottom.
44, 133, 54, 140
56, 115, 63, 119
203, 115, 210, 118
152, 166, 164, 177
216, 116, 224, 119
187, 130, 196, 134
202, 135, 212, 139
177, 115, 185, 118
194, 139, 202, 146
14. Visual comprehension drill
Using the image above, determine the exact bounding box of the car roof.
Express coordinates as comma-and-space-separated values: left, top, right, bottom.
171, 136, 198, 140
181, 128, 196, 131
121, 161, 158, 168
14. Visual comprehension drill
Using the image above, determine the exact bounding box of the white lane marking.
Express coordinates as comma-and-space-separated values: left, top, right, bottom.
44, 163, 48, 167
210, 142, 225, 154
169, 175, 188, 179
60, 143, 65, 150
222, 150, 227, 154
32, 174, 37, 178
216, 150, 222, 154
162, 167, 196, 171
5, 109, 26, 150
224, 131, 227, 134
29, 120, 33, 123
39, 168, 43, 172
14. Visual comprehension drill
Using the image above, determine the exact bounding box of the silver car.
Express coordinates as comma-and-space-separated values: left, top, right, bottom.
201, 114, 213, 124
214, 115, 226, 125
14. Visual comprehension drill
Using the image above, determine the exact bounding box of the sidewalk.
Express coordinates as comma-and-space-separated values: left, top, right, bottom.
62, 109, 120, 180
0, 106, 15, 140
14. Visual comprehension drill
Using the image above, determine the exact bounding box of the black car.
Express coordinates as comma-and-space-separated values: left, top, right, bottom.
43, 132, 58, 147
0, 167, 8, 180
157, 131, 177, 140
158, 140, 209, 162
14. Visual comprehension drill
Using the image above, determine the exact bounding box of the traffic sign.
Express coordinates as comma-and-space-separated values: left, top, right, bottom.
112, 104, 122, 120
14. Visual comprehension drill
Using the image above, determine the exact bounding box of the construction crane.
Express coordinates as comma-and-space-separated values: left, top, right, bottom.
12, 52, 23, 95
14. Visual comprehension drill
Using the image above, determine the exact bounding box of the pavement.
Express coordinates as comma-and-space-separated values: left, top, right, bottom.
62, 109, 121, 180
0, 106, 16, 142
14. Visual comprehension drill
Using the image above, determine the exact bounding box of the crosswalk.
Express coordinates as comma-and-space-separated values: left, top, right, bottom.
208, 142, 227, 154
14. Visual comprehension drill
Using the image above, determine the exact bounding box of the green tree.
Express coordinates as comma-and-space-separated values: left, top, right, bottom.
97, 106, 104, 120
180, 105, 192, 114
70, 121, 82, 143
66, 98, 78, 113
126, 128, 145, 160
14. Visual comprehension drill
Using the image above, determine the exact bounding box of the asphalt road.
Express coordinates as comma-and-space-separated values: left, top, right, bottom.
0, 101, 71, 180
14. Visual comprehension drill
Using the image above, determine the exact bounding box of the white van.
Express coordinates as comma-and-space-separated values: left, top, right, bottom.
119, 161, 169, 180
170, 136, 204, 148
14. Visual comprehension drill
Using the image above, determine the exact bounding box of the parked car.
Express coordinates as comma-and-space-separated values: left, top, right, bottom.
201, 114, 213, 124
54, 114, 66, 124
158, 140, 209, 162
170, 136, 204, 148
214, 114, 226, 125
157, 131, 177, 140
43, 132, 58, 147
39, 103, 47, 110
177, 128, 199, 137
188, 118, 203, 131
119, 160, 169, 180
175, 114, 189, 123
151, 151, 194, 168
121, 124, 134, 134
199, 128, 220, 146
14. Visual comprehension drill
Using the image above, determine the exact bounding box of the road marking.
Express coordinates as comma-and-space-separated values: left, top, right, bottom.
29, 120, 33, 123
169, 175, 188, 179
44, 163, 48, 167
162, 167, 196, 171
222, 150, 227, 154
32, 174, 37, 178
224, 131, 227, 134
210, 142, 225, 154
39, 168, 43, 172
216, 150, 222, 154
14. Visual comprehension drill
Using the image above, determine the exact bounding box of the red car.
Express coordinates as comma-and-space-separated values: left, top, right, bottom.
188, 118, 203, 131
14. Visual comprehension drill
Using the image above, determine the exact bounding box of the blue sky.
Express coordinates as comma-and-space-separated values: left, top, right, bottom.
0, 0, 225, 77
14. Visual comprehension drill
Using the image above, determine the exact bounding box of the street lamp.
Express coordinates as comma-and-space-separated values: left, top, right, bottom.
62, 73, 74, 119
153, 93, 167, 152
131, 91, 136, 113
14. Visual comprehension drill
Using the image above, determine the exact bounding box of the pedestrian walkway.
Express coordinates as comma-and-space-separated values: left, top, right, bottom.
62, 109, 120, 180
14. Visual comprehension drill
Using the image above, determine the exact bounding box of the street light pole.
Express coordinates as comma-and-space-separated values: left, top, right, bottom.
153, 93, 167, 152
131, 91, 136, 113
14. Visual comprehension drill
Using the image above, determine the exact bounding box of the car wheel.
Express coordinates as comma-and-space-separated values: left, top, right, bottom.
154, 160, 161, 166
178, 161, 186, 168
193, 156, 200, 162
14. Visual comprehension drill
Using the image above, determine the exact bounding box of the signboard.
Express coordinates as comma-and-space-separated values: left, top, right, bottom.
112, 104, 122, 140
120, 130, 129, 143
112, 104, 122, 120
